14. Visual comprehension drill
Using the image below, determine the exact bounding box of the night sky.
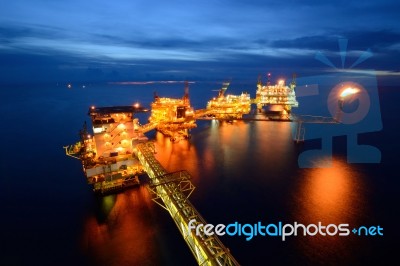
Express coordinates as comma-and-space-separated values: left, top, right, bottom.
1, 0, 399, 84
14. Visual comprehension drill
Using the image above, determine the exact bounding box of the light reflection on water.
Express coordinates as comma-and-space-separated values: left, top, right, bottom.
81, 187, 162, 266
154, 131, 201, 180
295, 158, 365, 223
146, 120, 371, 264
0, 84, 386, 265
290, 157, 368, 264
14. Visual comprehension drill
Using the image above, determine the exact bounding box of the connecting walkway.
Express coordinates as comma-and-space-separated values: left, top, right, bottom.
134, 143, 239, 266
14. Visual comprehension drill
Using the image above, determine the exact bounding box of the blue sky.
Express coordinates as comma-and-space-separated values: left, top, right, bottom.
1, 0, 399, 84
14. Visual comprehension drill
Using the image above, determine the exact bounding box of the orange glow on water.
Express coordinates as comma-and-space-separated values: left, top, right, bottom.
292, 158, 368, 263
81, 187, 161, 265
153, 132, 200, 179
295, 158, 365, 224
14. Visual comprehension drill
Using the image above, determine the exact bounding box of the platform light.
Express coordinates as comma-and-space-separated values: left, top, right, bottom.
340, 87, 359, 98
134, 103, 140, 108
93, 127, 103, 134
336, 86, 360, 122
185, 110, 194, 116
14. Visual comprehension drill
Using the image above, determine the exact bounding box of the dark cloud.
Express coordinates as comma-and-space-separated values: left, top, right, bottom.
340, 30, 400, 52
92, 33, 231, 51
271, 36, 339, 50
0, 26, 32, 39
0, 24, 65, 41
0, 46, 322, 85
0, 0, 399, 85
271, 30, 400, 51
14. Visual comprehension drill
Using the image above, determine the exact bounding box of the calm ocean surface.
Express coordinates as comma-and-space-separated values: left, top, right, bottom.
0, 82, 395, 265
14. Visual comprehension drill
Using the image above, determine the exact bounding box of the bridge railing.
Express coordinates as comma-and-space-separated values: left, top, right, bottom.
135, 143, 239, 266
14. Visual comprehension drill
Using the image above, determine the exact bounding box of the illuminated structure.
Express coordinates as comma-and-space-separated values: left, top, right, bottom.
254, 73, 299, 113
135, 143, 239, 266
149, 82, 196, 141
65, 75, 301, 192
64, 106, 148, 194
64, 75, 302, 265
205, 82, 251, 119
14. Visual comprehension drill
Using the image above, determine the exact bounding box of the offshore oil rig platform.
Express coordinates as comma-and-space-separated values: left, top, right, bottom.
64, 75, 300, 265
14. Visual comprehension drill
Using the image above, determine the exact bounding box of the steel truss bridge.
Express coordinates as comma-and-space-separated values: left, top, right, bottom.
134, 142, 239, 266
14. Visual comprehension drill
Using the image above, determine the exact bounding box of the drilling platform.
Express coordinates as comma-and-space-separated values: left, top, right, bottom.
149, 81, 196, 142
205, 82, 251, 120
254, 73, 298, 114
64, 74, 300, 265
